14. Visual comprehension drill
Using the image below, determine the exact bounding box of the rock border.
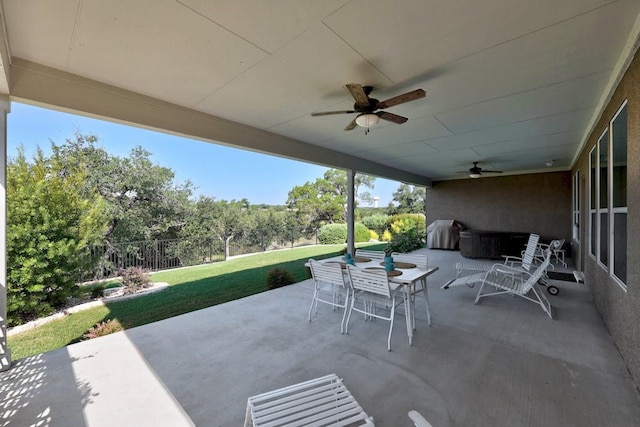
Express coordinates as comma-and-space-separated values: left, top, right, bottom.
7, 282, 169, 337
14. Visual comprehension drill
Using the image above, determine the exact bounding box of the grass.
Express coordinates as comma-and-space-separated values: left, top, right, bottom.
7, 243, 387, 360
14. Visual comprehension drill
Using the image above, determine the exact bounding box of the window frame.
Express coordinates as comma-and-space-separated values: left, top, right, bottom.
597, 130, 609, 269
572, 170, 580, 243
609, 100, 628, 290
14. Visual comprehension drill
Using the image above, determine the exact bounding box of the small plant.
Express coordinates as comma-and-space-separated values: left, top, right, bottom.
90, 284, 106, 299
118, 267, 152, 295
266, 267, 295, 290
83, 319, 123, 340
384, 246, 393, 257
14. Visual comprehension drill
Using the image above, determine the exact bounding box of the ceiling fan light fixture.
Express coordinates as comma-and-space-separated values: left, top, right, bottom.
469, 173, 481, 179
355, 113, 380, 128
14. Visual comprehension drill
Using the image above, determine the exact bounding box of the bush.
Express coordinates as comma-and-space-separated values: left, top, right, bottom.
90, 284, 106, 299
83, 319, 123, 340
381, 230, 392, 242
119, 267, 152, 295
266, 267, 295, 290
387, 228, 425, 253
361, 214, 390, 236
369, 230, 379, 241
318, 223, 374, 244
355, 223, 371, 243
318, 223, 347, 244
387, 213, 426, 235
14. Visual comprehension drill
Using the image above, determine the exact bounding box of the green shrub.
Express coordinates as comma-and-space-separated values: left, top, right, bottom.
387, 228, 425, 253
361, 214, 390, 236
83, 319, 123, 340
90, 284, 106, 299
388, 213, 426, 236
119, 267, 152, 295
318, 222, 374, 244
318, 223, 347, 244
355, 223, 372, 242
266, 267, 295, 290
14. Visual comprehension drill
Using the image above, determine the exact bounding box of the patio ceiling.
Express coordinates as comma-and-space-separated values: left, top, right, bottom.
1, 1, 640, 185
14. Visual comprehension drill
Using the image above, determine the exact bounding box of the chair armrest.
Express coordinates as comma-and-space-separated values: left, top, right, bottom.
489, 263, 531, 278
502, 255, 523, 266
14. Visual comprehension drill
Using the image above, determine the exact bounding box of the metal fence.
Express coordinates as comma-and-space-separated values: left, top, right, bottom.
82, 230, 318, 281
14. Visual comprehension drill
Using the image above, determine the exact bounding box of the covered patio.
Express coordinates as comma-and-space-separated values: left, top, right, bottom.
2, 248, 638, 426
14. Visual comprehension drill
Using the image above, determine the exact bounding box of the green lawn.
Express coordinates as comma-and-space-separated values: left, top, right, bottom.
8, 244, 386, 360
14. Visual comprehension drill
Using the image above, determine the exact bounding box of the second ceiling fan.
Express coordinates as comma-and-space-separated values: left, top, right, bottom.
311, 83, 426, 132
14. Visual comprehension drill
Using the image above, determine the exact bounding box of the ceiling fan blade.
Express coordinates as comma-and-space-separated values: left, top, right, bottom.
377, 89, 426, 109
377, 111, 408, 124
481, 170, 503, 173
344, 118, 358, 131
345, 83, 371, 107
311, 110, 355, 116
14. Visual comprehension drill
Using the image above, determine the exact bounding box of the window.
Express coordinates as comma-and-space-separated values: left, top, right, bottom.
589, 147, 597, 257
610, 102, 627, 287
572, 171, 580, 242
588, 100, 627, 289
598, 131, 608, 267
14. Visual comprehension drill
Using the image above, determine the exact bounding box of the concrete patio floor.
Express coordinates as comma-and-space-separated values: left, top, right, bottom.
1, 248, 639, 426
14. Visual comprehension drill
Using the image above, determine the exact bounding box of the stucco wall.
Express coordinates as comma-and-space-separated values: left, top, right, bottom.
425, 171, 572, 242
572, 50, 640, 386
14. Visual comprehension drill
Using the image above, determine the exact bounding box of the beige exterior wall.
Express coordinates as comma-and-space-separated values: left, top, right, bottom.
572, 51, 640, 385
425, 171, 572, 243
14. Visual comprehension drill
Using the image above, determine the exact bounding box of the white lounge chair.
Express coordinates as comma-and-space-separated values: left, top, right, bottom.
345, 265, 406, 351
308, 259, 351, 334
443, 233, 540, 290
408, 410, 433, 427
244, 373, 375, 426
474, 248, 554, 318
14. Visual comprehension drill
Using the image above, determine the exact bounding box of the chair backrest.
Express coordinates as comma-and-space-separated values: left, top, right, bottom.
391, 252, 428, 270
521, 248, 552, 293
308, 259, 347, 289
520, 233, 540, 272
346, 265, 391, 298
355, 249, 385, 259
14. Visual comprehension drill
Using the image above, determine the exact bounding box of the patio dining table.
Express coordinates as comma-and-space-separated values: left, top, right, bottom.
311, 255, 439, 345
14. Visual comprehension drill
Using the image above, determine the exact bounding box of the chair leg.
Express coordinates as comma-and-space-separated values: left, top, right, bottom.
387, 299, 395, 351
474, 282, 486, 304
345, 295, 356, 335
308, 289, 318, 322
340, 292, 350, 334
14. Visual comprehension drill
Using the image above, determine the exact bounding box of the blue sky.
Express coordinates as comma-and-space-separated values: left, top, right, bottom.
7, 102, 401, 206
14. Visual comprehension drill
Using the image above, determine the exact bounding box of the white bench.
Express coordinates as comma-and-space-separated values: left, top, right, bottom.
244, 373, 375, 426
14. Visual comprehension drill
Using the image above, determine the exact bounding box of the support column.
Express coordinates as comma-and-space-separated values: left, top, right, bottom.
346, 170, 355, 256
0, 95, 10, 371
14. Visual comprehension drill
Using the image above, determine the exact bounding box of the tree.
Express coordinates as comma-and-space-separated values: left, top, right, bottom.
181, 196, 250, 259
387, 184, 425, 214
52, 133, 194, 244
287, 169, 376, 234
6, 149, 108, 325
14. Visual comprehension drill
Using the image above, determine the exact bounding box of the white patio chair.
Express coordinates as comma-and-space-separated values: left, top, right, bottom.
392, 252, 430, 326
308, 259, 351, 334
345, 265, 406, 351
244, 373, 375, 427
502, 233, 540, 272
474, 247, 554, 318
537, 239, 567, 267
354, 249, 385, 260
